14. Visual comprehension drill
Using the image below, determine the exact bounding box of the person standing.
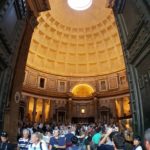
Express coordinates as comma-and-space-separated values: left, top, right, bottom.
144, 129, 150, 150
17, 129, 30, 150
49, 129, 66, 150
0, 131, 13, 150
28, 132, 48, 150
67, 136, 82, 150
91, 127, 102, 150
132, 136, 142, 150
65, 127, 74, 148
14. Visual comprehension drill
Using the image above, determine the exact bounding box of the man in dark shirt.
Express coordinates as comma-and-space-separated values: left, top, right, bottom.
113, 132, 126, 150
0, 131, 13, 150
49, 129, 66, 150
98, 129, 126, 150
67, 136, 82, 150
65, 127, 74, 148
97, 144, 114, 150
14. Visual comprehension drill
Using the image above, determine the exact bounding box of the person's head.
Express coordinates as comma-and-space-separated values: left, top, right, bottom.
0, 131, 8, 142
46, 131, 51, 136
144, 128, 150, 150
68, 126, 71, 133
71, 136, 78, 145
109, 131, 117, 142
34, 122, 38, 128
133, 136, 141, 147
53, 129, 59, 137
22, 129, 30, 139
96, 127, 101, 133
112, 132, 125, 150
31, 132, 42, 144
39, 123, 43, 129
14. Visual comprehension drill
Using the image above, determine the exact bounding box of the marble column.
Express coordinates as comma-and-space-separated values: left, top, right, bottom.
107, 111, 109, 122
57, 110, 59, 123
49, 99, 54, 121
68, 98, 72, 123
42, 99, 45, 122
93, 97, 98, 122
127, 96, 131, 115
113, 99, 118, 120
32, 97, 37, 122
99, 111, 101, 122
120, 98, 124, 117
25, 96, 30, 116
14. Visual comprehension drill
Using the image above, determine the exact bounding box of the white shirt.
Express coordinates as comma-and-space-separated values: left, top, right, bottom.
135, 146, 143, 150
28, 141, 48, 150
42, 136, 51, 144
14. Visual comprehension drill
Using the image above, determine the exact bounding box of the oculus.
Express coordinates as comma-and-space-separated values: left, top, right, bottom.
68, 0, 92, 11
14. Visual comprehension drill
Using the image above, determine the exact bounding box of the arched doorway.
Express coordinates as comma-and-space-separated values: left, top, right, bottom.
71, 84, 95, 97
98, 106, 111, 123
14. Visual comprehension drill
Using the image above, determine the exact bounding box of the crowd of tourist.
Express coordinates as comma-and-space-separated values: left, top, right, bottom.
1, 122, 150, 150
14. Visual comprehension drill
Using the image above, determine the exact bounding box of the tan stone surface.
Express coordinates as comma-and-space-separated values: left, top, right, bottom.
27, 0, 125, 76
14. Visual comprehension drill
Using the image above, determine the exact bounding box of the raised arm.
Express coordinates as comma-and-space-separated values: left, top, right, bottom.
99, 128, 113, 145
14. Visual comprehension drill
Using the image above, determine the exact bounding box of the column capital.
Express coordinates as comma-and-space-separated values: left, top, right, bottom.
32, 97, 37, 122
33, 97, 38, 101
42, 99, 45, 122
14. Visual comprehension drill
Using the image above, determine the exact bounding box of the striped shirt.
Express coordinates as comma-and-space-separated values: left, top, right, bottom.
18, 138, 30, 150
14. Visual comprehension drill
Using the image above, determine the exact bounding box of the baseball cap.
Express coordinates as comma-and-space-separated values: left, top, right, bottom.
1, 131, 8, 137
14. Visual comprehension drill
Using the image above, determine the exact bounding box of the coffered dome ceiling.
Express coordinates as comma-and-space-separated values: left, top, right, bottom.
27, 0, 125, 77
